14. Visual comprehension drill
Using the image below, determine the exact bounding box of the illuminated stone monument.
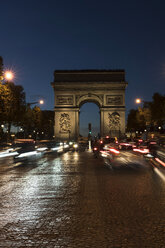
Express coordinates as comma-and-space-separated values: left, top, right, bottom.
51, 70, 128, 141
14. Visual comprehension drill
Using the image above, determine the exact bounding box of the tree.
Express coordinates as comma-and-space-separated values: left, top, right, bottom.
127, 93, 165, 134
21, 109, 54, 140
150, 93, 165, 126
40, 110, 54, 139
21, 106, 42, 138
0, 81, 26, 135
127, 109, 139, 131
0, 56, 3, 83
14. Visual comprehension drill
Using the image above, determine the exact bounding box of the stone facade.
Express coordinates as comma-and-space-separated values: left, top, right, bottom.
51, 70, 128, 141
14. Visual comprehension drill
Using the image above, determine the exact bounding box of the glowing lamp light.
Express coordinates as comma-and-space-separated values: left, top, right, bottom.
39, 100, 44, 105
73, 144, 78, 148
4, 71, 14, 81
135, 98, 141, 104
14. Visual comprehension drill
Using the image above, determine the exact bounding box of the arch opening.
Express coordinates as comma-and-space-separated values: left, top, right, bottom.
79, 102, 100, 138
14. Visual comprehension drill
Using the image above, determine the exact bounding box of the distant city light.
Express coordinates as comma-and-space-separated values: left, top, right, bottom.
4, 70, 14, 81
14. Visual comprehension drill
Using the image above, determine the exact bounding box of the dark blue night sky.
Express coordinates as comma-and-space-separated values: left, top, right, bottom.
1, 0, 165, 136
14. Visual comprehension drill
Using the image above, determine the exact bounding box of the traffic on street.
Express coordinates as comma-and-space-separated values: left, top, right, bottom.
0, 137, 165, 247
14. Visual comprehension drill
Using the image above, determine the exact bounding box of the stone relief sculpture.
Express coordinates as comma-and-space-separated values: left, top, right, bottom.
106, 95, 123, 105
59, 113, 71, 132
56, 95, 73, 105
108, 112, 120, 130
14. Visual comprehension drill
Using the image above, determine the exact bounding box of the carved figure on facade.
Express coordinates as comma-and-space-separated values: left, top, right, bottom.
59, 113, 71, 132
108, 112, 120, 130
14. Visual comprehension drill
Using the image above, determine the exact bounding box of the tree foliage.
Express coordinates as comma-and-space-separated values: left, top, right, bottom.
40, 110, 54, 139
21, 106, 42, 135
150, 93, 165, 126
0, 56, 55, 141
0, 56, 3, 83
127, 109, 139, 131
127, 93, 165, 131
0, 82, 26, 133
21, 108, 54, 139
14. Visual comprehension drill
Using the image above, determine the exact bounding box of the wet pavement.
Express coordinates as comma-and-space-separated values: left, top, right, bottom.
0, 151, 165, 247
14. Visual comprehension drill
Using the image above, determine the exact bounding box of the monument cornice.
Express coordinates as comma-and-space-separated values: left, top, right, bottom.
51, 82, 128, 91
52, 87, 127, 91
51, 81, 127, 85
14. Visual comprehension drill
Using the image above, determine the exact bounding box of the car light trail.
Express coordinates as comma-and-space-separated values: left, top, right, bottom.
51, 146, 61, 151
36, 147, 48, 152
155, 158, 165, 168
145, 153, 154, 158
0, 151, 18, 158
57, 147, 63, 153
109, 148, 120, 154
64, 144, 69, 148
119, 143, 130, 146
100, 151, 108, 157
16, 151, 37, 158
133, 148, 149, 154
154, 168, 165, 182
101, 153, 108, 158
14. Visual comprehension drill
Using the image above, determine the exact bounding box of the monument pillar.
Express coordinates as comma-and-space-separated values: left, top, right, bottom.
54, 107, 79, 141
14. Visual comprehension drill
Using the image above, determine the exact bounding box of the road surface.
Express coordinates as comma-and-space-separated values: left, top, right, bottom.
0, 150, 165, 247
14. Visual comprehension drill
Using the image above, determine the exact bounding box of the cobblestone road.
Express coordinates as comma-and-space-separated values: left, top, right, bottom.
0, 151, 165, 247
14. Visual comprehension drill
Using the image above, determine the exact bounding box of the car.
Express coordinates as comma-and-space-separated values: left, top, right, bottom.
99, 143, 120, 167
92, 140, 104, 157
69, 142, 79, 151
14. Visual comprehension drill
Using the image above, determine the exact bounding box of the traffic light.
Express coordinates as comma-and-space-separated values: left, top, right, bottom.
88, 123, 91, 134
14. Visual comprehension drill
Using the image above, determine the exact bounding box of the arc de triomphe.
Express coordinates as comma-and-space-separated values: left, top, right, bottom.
51, 70, 128, 141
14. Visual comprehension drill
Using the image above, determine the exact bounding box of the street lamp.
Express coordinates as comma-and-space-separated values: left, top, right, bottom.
27, 99, 44, 107
135, 98, 142, 104
4, 70, 14, 81
39, 100, 44, 105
